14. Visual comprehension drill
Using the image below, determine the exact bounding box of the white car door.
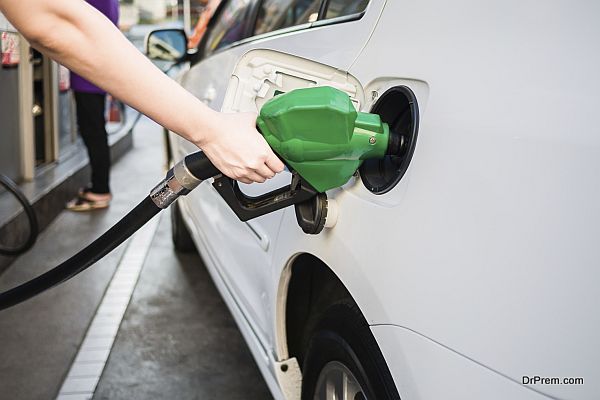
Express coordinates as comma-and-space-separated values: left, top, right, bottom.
176, 0, 385, 354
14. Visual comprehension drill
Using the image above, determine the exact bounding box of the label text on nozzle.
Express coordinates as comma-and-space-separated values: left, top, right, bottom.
150, 159, 203, 209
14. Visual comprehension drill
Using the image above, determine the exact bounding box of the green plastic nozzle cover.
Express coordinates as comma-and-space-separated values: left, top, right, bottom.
257, 86, 389, 193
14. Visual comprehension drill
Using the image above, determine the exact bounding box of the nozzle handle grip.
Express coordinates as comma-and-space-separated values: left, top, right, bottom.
212, 173, 318, 222
184, 151, 221, 181
173, 151, 319, 224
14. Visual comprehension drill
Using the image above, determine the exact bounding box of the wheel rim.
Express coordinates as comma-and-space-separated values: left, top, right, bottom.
313, 361, 367, 400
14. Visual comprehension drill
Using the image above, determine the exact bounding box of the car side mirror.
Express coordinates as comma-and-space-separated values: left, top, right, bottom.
145, 29, 189, 63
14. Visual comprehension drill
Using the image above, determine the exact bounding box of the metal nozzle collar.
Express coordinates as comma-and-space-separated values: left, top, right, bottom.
173, 158, 202, 190
150, 159, 203, 209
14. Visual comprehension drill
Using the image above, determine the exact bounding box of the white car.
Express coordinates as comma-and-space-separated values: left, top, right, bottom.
150, 1, 600, 399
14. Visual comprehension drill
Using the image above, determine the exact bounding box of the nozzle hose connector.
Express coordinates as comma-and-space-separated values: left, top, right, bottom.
150, 171, 189, 209
150, 152, 220, 209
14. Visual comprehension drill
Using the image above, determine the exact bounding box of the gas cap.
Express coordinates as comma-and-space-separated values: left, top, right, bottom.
295, 193, 329, 235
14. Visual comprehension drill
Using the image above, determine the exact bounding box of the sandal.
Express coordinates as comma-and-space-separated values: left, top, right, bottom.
66, 194, 110, 211
78, 186, 93, 196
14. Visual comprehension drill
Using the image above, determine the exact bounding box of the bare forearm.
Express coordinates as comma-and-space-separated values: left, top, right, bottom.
1, 0, 213, 145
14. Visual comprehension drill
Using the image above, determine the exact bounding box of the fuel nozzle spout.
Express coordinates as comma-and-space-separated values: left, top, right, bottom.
386, 129, 405, 157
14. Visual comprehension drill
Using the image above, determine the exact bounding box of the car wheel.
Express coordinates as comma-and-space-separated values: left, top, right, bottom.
301, 301, 400, 400
171, 200, 196, 253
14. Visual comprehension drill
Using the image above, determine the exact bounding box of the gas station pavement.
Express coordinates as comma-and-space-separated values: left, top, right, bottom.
0, 118, 272, 400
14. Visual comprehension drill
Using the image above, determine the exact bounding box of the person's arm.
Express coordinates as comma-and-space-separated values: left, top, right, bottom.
0, 0, 284, 183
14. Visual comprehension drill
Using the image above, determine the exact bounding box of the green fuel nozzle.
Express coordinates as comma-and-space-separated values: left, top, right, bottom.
257, 86, 391, 193
210, 86, 400, 234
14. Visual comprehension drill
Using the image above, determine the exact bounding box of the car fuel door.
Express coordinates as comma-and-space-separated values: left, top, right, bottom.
222, 49, 364, 113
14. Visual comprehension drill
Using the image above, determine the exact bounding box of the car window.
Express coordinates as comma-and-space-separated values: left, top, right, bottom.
254, 0, 322, 35
203, 0, 254, 56
324, 0, 369, 19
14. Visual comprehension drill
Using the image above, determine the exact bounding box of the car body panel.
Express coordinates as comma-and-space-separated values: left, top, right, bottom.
174, 0, 599, 398
341, 2, 600, 399
371, 325, 553, 400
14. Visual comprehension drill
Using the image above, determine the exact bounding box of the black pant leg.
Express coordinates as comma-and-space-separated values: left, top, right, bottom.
74, 92, 110, 194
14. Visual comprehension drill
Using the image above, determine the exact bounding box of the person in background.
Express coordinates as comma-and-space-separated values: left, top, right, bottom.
67, 0, 119, 211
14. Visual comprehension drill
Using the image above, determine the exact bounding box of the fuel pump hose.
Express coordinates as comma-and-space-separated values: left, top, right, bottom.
0, 152, 219, 311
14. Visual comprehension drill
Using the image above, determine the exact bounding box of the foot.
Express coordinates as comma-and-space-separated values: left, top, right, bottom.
66, 192, 112, 211
78, 186, 93, 196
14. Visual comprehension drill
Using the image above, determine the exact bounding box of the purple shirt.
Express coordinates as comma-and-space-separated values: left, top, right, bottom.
70, 0, 119, 94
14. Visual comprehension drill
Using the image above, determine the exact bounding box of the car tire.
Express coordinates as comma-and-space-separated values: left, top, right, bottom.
301, 301, 400, 400
171, 200, 196, 253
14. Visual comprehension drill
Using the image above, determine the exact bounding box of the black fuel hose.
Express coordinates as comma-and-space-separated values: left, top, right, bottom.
0, 198, 159, 310
0, 152, 218, 311
0, 174, 39, 256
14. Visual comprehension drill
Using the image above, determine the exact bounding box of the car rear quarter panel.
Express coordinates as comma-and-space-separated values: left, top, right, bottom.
273, 1, 600, 399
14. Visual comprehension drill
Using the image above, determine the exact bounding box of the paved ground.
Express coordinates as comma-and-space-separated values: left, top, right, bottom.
0, 118, 272, 399
93, 214, 272, 400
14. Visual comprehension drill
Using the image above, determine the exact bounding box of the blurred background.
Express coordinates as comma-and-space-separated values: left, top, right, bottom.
0, 0, 220, 272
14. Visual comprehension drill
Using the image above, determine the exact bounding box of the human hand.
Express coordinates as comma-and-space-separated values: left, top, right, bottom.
196, 112, 285, 184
